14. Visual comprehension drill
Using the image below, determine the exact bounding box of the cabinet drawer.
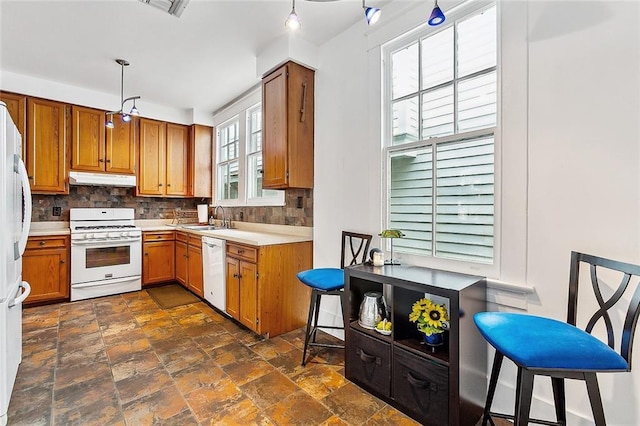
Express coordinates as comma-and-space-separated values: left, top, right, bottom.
393, 347, 449, 426
26, 236, 67, 250
143, 231, 175, 242
175, 231, 188, 243
188, 235, 201, 247
347, 329, 391, 398
226, 243, 257, 263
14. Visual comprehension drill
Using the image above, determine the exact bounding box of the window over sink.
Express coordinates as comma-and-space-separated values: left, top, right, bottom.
213, 88, 285, 207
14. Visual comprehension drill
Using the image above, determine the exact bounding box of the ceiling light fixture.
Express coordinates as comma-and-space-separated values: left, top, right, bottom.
106, 59, 141, 128
362, 0, 381, 26
428, 0, 446, 26
285, 0, 301, 31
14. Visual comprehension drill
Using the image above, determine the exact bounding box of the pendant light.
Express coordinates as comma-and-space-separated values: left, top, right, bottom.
362, 0, 381, 26
106, 58, 141, 127
285, 0, 301, 31
428, 0, 445, 26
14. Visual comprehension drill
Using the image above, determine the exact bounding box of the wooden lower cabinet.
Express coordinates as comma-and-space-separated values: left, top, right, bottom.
142, 231, 175, 286
175, 232, 203, 297
225, 241, 312, 338
186, 237, 203, 297
22, 235, 69, 305
175, 237, 188, 286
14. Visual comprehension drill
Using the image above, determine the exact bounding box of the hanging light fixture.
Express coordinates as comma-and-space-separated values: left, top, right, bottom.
362, 0, 381, 26
428, 0, 445, 26
285, 0, 301, 31
106, 58, 141, 127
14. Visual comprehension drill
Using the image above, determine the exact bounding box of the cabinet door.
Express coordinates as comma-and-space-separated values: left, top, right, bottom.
26, 98, 68, 194
0, 92, 26, 141
187, 243, 203, 297
138, 118, 166, 196
225, 256, 240, 320
238, 260, 258, 331
189, 124, 212, 198
71, 105, 106, 172
142, 240, 175, 285
166, 123, 189, 196
262, 64, 289, 188
22, 245, 69, 305
106, 115, 136, 174
175, 240, 188, 286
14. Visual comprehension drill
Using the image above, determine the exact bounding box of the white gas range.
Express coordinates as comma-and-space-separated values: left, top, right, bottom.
70, 208, 142, 301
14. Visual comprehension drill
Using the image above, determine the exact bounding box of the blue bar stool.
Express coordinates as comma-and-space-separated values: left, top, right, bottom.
297, 231, 372, 366
474, 251, 640, 426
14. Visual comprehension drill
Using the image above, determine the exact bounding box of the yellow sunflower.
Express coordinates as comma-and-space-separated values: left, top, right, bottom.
408, 297, 449, 336
425, 303, 448, 328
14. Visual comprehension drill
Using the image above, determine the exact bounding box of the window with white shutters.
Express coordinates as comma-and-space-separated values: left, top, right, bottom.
384, 4, 497, 264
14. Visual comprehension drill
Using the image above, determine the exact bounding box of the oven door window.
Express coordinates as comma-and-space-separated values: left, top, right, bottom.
86, 246, 130, 268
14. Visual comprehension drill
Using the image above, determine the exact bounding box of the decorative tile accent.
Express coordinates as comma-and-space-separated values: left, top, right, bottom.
31, 186, 313, 226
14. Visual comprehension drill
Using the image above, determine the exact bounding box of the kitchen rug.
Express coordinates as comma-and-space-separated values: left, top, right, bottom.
147, 284, 200, 309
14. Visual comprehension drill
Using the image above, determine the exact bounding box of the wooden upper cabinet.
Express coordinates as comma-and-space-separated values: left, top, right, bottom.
138, 117, 166, 196
0, 92, 26, 141
26, 98, 68, 194
262, 61, 314, 189
166, 123, 189, 196
106, 114, 136, 174
71, 105, 106, 172
190, 124, 212, 198
71, 107, 136, 175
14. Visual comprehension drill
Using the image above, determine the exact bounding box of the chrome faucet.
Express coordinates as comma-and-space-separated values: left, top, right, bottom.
214, 205, 229, 228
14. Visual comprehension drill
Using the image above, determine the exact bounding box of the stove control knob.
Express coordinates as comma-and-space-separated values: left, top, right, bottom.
85, 233, 93, 239
108, 232, 119, 238
120, 232, 129, 237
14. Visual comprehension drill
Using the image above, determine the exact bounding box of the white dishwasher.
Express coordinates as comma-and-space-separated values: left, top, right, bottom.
202, 236, 226, 312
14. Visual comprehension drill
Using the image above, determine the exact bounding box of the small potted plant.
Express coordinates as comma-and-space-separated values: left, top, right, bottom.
409, 297, 449, 349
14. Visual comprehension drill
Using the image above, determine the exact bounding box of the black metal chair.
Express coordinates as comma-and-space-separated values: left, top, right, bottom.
474, 251, 640, 425
297, 231, 372, 366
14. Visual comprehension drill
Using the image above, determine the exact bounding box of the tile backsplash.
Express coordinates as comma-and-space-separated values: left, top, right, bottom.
32, 186, 313, 226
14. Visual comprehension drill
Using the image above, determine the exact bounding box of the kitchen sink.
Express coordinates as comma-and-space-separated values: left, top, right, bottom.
181, 225, 220, 230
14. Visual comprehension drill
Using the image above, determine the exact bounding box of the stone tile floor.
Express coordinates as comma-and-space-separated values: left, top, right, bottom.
7, 289, 424, 426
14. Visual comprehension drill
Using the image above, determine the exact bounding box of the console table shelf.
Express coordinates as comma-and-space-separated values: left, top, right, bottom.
344, 264, 487, 426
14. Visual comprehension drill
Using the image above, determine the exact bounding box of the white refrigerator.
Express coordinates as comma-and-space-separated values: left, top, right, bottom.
0, 102, 32, 426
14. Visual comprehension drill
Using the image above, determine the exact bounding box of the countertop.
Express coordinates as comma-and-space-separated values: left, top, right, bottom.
138, 219, 313, 246
29, 219, 313, 247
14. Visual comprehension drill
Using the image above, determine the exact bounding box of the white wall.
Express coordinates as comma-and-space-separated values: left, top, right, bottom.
314, 0, 640, 424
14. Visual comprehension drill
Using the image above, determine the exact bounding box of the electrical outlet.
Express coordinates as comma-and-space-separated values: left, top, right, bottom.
52, 206, 62, 216
296, 196, 303, 209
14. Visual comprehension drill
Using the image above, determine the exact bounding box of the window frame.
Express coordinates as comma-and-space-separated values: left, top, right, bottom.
381, 1, 500, 276
212, 89, 285, 207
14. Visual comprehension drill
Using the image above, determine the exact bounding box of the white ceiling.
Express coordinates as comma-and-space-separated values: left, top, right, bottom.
0, 0, 385, 114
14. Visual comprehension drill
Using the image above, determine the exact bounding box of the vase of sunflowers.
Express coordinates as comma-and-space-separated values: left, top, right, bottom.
409, 297, 449, 351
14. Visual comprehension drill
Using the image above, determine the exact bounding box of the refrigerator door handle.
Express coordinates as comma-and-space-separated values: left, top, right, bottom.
14, 153, 32, 259
9, 281, 31, 308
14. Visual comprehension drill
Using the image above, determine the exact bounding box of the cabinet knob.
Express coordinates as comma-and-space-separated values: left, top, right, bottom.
144, 252, 149, 256
99, 159, 105, 163
39, 241, 45, 246
60, 259, 65, 264
158, 183, 163, 187
237, 249, 244, 254
106, 159, 111, 163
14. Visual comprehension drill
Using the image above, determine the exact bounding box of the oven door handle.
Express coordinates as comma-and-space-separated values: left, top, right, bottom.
71, 238, 141, 246
71, 276, 141, 288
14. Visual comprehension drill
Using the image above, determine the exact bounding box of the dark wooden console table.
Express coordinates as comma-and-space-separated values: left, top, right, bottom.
344, 264, 487, 426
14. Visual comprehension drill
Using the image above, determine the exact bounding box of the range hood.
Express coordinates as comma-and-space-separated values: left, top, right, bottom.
69, 171, 137, 187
